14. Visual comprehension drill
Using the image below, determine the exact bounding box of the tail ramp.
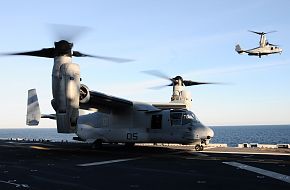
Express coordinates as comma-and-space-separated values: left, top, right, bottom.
235, 44, 244, 54
26, 89, 41, 126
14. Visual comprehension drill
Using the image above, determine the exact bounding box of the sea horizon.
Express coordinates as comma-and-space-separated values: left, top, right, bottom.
0, 124, 289, 147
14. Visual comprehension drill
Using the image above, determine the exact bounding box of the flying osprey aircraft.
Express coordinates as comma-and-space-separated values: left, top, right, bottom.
3, 26, 214, 151
235, 30, 282, 58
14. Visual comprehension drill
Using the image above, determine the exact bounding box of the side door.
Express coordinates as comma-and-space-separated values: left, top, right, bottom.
151, 114, 162, 129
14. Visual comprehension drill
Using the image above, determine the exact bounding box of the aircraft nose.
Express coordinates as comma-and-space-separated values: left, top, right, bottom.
207, 127, 214, 138
192, 125, 214, 139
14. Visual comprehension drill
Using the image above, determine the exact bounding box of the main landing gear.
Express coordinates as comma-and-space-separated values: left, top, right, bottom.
195, 144, 204, 151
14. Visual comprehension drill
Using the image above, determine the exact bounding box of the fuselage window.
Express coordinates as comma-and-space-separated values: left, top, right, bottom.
170, 112, 182, 126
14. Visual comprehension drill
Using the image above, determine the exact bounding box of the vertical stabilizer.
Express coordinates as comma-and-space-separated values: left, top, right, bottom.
26, 89, 41, 126
235, 44, 244, 54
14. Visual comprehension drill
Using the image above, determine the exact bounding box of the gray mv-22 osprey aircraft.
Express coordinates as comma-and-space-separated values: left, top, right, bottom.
235, 30, 282, 58
4, 30, 214, 151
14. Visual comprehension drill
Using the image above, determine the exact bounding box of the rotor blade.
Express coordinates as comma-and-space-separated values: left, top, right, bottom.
1, 48, 55, 58
265, 30, 277, 34
148, 83, 172, 90
73, 51, 133, 63
248, 30, 263, 35
183, 80, 218, 86
248, 30, 277, 35
142, 70, 174, 82
49, 24, 91, 42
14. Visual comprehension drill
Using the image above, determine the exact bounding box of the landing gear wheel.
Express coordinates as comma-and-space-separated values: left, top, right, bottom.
92, 139, 103, 149
199, 145, 204, 151
195, 144, 200, 151
195, 144, 204, 151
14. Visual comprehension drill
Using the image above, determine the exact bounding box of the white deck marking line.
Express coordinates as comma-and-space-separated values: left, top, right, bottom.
203, 150, 290, 156
77, 157, 141, 167
223, 161, 290, 184
0, 180, 29, 188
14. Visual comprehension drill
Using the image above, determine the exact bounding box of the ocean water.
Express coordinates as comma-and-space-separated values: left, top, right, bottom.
0, 125, 289, 147
210, 125, 290, 147
0, 128, 75, 142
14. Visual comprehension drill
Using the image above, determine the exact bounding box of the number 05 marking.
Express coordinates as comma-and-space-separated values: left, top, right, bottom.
127, 133, 138, 140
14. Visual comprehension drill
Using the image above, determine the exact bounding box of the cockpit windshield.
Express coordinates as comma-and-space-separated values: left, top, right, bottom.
170, 111, 199, 126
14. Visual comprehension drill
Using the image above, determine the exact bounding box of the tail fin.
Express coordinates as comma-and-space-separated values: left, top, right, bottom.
26, 89, 41, 126
235, 44, 244, 54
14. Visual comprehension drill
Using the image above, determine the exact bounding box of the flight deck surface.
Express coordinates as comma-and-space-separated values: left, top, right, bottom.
0, 140, 289, 190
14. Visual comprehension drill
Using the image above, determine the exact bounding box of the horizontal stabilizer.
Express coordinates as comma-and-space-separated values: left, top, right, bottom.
41, 114, 56, 120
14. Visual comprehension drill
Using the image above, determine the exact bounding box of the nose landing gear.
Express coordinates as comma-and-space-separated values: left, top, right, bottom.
194, 138, 210, 151
195, 144, 204, 151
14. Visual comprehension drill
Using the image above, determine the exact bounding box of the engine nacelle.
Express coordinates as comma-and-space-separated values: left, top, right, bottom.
56, 63, 80, 133
59, 63, 80, 111
79, 84, 90, 103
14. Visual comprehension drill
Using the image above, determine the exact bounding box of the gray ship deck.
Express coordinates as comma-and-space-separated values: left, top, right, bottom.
0, 140, 289, 190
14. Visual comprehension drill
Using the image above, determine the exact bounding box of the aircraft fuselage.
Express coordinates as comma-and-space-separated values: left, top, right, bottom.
76, 104, 214, 145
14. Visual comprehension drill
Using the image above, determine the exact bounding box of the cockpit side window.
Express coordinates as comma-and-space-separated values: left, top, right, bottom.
170, 111, 200, 126
182, 114, 193, 125
183, 112, 200, 125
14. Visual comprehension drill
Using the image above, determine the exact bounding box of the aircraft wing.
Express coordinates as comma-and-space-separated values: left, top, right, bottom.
79, 90, 133, 113
151, 102, 187, 110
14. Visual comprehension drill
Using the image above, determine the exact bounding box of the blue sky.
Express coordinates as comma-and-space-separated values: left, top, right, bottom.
0, 0, 289, 128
